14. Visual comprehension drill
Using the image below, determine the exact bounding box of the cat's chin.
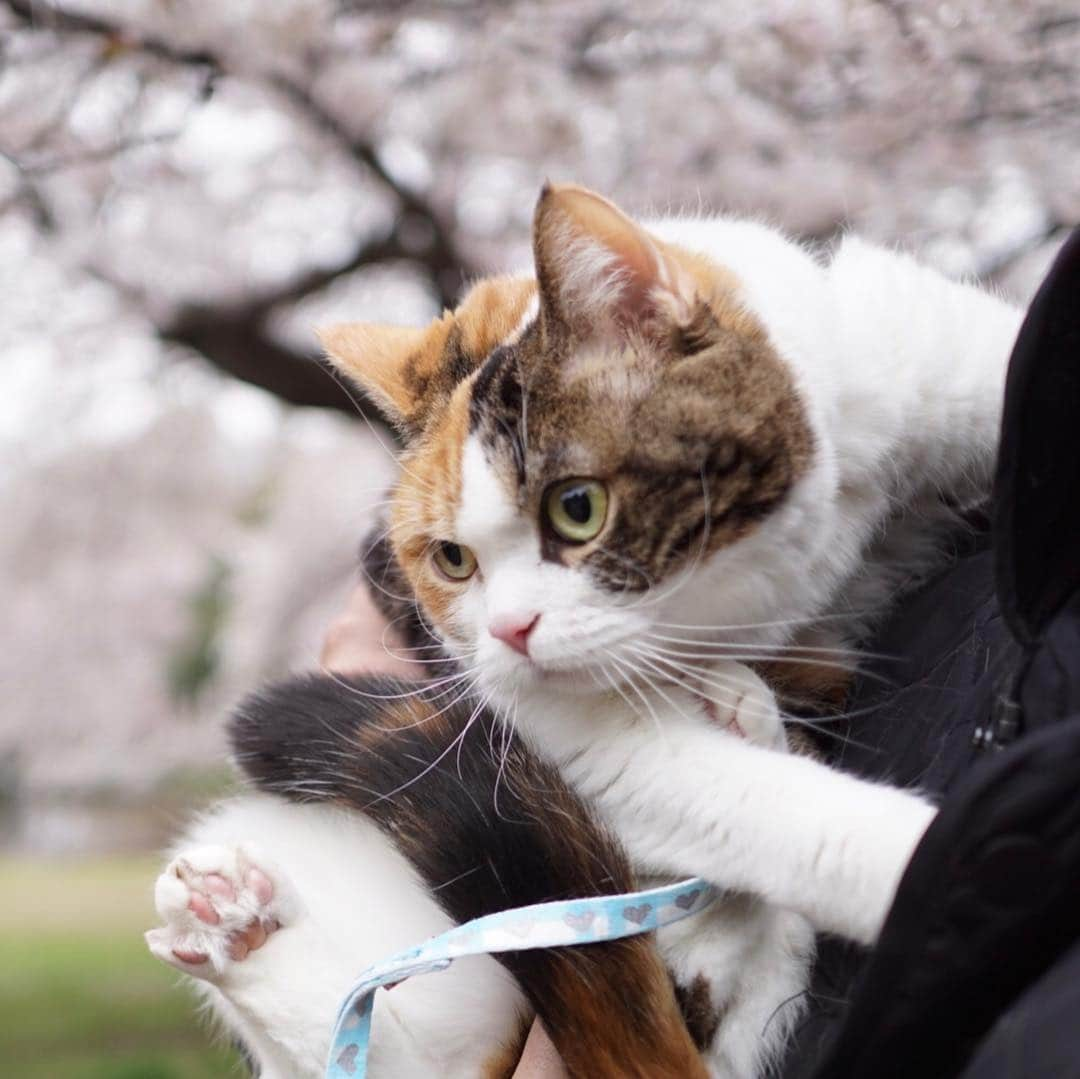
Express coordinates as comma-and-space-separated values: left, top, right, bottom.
480, 657, 616, 707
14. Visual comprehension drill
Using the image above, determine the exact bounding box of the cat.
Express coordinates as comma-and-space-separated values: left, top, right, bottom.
147, 183, 1023, 1077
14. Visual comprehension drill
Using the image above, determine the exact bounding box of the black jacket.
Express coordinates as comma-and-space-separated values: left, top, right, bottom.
783, 229, 1080, 1079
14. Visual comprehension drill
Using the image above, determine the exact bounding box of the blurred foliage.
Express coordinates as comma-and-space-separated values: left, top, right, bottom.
3, 0, 1075, 802
0, 856, 243, 1077
234, 472, 279, 529
0, 750, 20, 808
151, 762, 238, 806
166, 554, 232, 705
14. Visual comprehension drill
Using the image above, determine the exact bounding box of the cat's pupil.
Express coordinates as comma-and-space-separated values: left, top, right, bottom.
443, 543, 463, 566
562, 489, 592, 524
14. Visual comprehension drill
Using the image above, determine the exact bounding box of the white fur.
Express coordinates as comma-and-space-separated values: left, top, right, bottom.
153, 218, 1022, 1076
439, 221, 1017, 1067
517, 669, 933, 942
152, 796, 525, 1078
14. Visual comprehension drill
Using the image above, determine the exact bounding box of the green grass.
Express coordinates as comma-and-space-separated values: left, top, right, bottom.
0, 857, 243, 1079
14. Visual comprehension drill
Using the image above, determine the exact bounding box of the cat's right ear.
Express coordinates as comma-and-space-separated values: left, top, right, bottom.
318, 322, 430, 433
532, 182, 699, 344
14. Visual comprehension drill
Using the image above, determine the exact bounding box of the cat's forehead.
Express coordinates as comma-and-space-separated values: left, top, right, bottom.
395, 269, 815, 595
467, 326, 648, 486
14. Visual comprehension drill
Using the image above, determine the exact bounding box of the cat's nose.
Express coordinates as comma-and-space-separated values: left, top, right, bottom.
489, 613, 540, 656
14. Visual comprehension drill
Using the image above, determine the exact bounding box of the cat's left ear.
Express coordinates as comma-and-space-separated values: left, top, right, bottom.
532, 183, 700, 343
318, 322, 431, 434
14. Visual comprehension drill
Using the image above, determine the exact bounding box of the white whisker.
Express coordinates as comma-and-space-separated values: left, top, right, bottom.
628, 644, 787, 724
602, 648, 669, 744
365, 693, 487, 807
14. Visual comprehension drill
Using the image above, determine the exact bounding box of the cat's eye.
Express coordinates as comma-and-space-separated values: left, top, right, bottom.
432, 541, 478, 581
544, 479, 609, 544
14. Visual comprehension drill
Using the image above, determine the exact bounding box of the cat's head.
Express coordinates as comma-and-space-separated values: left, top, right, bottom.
323, 184, 827, 708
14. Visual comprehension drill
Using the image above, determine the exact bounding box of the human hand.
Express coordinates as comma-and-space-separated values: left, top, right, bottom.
320, 582, 424, 679
511, 1021, 568, 1078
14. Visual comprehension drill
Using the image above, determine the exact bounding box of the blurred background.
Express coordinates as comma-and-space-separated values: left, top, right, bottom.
1, 0, 1077, 1074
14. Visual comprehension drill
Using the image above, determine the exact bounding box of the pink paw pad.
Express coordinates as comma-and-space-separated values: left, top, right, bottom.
188, 890, 220, 925
246, 867, 274, 905
172, 945, 210, 965
148, 846, 286, 979
203, 873, 236, 901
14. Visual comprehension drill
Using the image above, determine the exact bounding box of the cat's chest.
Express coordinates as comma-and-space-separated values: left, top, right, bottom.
515, 679, 738, 823
519, 680, 709, 757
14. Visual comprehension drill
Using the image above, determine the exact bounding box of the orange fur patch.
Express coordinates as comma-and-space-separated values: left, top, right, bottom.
392, 380, 471, 629
321, 276, 536, 435
383, 276, 536, 625
538, 942, 710, 1078
755, 645, 854, 715
317, 322, 431, 426
456, 275, 537, 355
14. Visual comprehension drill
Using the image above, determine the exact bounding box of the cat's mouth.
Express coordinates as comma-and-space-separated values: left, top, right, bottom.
490, 651, 634, 697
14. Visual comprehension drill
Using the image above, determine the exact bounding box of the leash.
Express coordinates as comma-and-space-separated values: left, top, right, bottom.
326, 876, 717, 1077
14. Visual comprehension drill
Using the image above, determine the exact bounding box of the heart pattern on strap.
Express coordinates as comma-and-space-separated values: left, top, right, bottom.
326, 878, 715, 1078
564, 910, 596, 933
336, 1044, 359, 1074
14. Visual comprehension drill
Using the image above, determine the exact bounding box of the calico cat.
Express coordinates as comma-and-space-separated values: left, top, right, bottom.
147, 184, 1023, 1077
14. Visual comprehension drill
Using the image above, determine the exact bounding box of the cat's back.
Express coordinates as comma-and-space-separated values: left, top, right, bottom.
825, 234, 1021, 386
649, 212, 828, 322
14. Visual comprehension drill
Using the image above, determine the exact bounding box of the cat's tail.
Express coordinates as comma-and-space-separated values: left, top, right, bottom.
229, 672, 707, 1079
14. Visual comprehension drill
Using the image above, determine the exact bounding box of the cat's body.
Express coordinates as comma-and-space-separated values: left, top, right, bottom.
149, 186, 1022, 1077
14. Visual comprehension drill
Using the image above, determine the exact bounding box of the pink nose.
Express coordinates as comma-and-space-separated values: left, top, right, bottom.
489, 613, 540, 656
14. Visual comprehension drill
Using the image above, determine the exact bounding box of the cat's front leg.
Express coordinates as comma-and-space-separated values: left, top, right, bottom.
565, 671, 935, 945
703, 660, 934, 944
692, 658, 788, 751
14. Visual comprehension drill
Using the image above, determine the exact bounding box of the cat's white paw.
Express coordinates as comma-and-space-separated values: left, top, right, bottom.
146, 843, 299, 982
701, 660, 787, 751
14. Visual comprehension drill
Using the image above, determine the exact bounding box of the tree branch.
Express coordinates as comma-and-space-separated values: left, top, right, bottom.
0, 145, 56, 229
4, 0, 221, 71
161, 304, 363, 416
266, 72, 469, 304
5, 0, 477, 416
20, 131, 180, 175
157, 231, 414, 420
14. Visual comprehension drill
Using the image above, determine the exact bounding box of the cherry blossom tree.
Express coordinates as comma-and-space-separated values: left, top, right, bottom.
1, 0, 1076, 820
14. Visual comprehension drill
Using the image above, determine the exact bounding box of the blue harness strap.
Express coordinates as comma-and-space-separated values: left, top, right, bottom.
326, 876, 717, 1077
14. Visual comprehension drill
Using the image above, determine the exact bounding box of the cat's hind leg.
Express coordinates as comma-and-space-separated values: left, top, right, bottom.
147, 842, 292, 977
148, 797, 528, 1078
147, 839, 353, 1077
